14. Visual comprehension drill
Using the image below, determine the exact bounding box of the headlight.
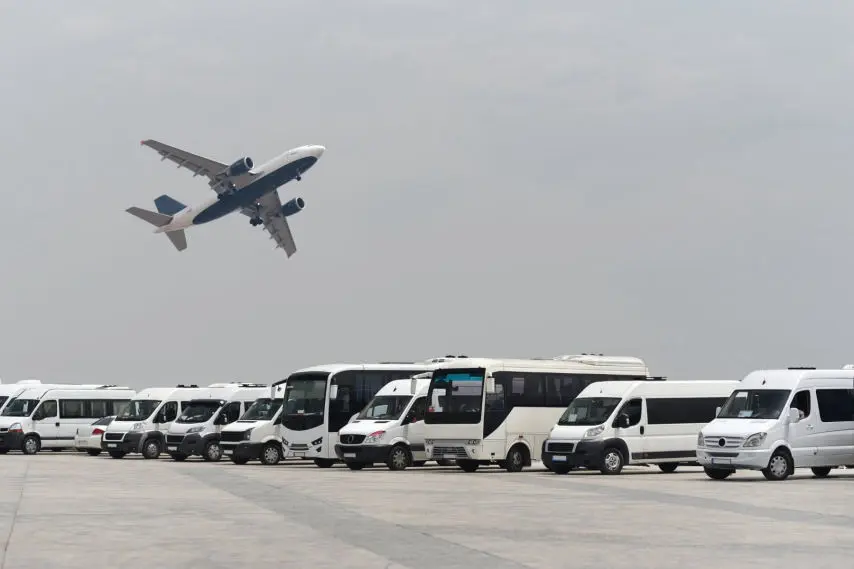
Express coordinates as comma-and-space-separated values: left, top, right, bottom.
242, 428, 253, 441
8, 423, 22, 432
583, 425, 605, 439
363, 430, 385, 444
281, 437, 290, 446
466, 439, 480, 445
743, 432, 767, 448
697, 433, 704, 447
131, 422, 144, 432
186, 426, 204, 434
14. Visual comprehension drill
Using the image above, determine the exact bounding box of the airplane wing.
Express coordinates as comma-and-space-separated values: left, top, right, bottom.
241, 191, 297, 257
140, 139, 254, 193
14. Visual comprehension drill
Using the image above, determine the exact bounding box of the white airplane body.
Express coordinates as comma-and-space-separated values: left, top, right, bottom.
126, 140, 325, 257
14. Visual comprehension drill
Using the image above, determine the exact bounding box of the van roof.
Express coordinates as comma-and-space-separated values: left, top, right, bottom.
578, 380, 739, 399
740, 368, 854, 389
14, 386, 136, 399
431, 355, 649, 375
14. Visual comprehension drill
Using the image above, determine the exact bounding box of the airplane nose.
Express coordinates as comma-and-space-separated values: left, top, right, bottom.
313, 145, 325, 157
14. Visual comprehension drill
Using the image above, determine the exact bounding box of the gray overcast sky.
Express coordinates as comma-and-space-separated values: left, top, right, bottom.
2, 1, 854, 389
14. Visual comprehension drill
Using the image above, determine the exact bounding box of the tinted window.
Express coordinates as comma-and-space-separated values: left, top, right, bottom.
816, 388, 854, 423
407, 397, 427, 423
36, 400, 58, 419
159, 401, 179, 422
60, 400, 86, 419
791, 390, 811, 418
617, 399, 642, 427
645, 397, 728, 424
328, 369, 421, 432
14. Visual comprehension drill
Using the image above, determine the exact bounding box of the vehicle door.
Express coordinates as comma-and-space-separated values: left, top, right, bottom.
612, 398, 644, 463
813, 385, 854, 465
154, 401, 179, 434
787, 388, 818, 467
57, 399, 86, 445
214, 401, 242, 433
402, 397, 428, 460
32, 399, 60, 447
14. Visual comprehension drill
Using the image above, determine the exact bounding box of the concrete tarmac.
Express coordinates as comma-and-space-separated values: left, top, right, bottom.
0, 453, 852, 569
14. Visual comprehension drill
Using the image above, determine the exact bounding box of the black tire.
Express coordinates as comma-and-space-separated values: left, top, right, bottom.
762, 449, 793, 481
169, 453, 188, 462
22, 435, 40, 455
387, 444, 412, 471
599, 447, 624, 475
811, 466, 832, 478
141, 438, 161, 460
203, 441, 222, 462
229, 455, 250, 465
658, 463, 678, 473
314, 458, 335, 468
505, 445, 526, 473
436, 459, 454, 466
260, 443, 282, 465
108, 451, 126, 459
457, 459, 479, 472
86, 449, 101, 457
704, 467, 733, 480
346, 462, 365, 470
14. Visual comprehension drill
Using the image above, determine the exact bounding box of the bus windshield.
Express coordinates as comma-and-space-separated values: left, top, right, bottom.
425, 368, 484, 424
116, 400, 162, 421
282, 372, 328, 431
1, 399, 39, 417
717, 389, 791, 420
557, 397, 623, 426
240, 398, 282, 421
358, 395, 412, 420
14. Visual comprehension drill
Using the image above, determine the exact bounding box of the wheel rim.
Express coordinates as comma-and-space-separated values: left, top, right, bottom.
769, 455, 788, 478
264, 447, 278, 463
512, 451, 522, 467
24, 438, 37, 454
604, 451, 620, 471
392, 448, 407, 469
208, 444, 221, 460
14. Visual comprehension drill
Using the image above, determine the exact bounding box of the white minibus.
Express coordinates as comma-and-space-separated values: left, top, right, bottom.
697, 367, 854, 481
220, 381, 287, 465
423, 354, 659, 472
0, 385, 135, 454
542, 380, 737, 474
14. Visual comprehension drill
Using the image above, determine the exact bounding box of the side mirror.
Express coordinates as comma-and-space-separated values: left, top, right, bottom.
788, 407, 801, 423
329, 385, 338, 400
615, 414, 630, 429
485, 376, 496, 394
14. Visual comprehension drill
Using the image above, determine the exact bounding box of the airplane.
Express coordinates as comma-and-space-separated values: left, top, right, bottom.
126, 140, 326, 257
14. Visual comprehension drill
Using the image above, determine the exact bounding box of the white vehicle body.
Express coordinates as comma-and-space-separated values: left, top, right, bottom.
0, 386, 135, 455
164, 383, 268, 462
0, 381, 121, 415
102, 383, 245, 459
423, 354, 659, 472
220, 381, 287, 465
74, 415, 116, 455
697, 367, 854, 481
335, 375, 437, 471
276, 358, 467, 468
543, 380, 738, 474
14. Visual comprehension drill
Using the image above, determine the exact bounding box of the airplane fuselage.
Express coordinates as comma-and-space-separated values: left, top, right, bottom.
154, 145, 324, 234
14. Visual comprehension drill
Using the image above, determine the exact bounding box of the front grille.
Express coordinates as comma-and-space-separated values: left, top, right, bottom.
0, 428, 7, 433
432, 445, 468, 459
166, 435, 184, 445
547, 442, 575, 453
221, 431, 246, 443
289, 443, 309, 451
706, 451, 739, 458
704, 436, 744, 449
104, 432, 124, 441
339, 434, 365, 445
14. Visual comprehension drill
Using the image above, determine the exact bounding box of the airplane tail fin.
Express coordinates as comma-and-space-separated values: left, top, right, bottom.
165, 229, 187, 251
126, 206, 171, 227
154, 194, 187, 215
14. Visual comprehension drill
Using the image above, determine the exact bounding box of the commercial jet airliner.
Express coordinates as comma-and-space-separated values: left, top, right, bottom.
126, 140, 325, 257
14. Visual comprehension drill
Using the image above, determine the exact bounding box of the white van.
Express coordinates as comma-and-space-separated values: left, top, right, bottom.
542, 380, 737, 474
102, 384, 222, 459
697, 367, 854, 481
0, 385, 135, 455
0, 380, 47, 414
220, 381, 287, 465
335, 374, 447, 471
164, 383, 269, 462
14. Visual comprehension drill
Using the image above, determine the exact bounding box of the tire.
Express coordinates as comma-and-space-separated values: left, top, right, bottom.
504, 445, 526, 473
314, 458, 335, 468
86, 450, 101, 457
811, 466, 832, 478
259, 443, 282, 465
436, 459, 454, 466
704, 467, 733, 480
22, 435, 40, 455
599, 447, 624, 475
203, 441, 222, 462
108, 451, 126, 459
346, 462, 365, 470
141, 438, 161, 460
457, 459, 479, 472
229, 455, 250, 465
169, 453, 188, 462
762, 449, 793, 481
658, 463, 678, 473
387, 444, 411, 471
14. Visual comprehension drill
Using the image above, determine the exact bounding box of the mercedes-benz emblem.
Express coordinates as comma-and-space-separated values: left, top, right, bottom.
718, 438, 726, 447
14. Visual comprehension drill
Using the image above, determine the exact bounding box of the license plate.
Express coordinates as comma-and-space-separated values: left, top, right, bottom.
293, 451, 305, 457
344, 453, 356, 458
107, 443, 116, 448
224, 449, 232, 454
167, 446, 177, 451
551, 455, 567, 462
711, 457, 732, 465
443, 454, 456, 459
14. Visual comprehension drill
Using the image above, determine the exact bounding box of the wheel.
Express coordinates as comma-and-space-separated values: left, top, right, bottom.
599, 447, 624, 475
387, 444, 412, 471
141, 438, 161, 460
504, 445, 526, 473
86, 449, 101, 457
436, 459, 454, 466
762, 449, 793, 481
314, 458, 335, 468
704, 467, 733, 480
259, 443, 282, 465
811, 466, 832, 478
552, 465, 573, 475
457, 460, 479, 472
108, 451, 126, 459
658, 463, 679, 473
230, 455, 250, 465
22, 435, 40, 455
169, 453, 187, 462
346, 462, 365, 470
203, 441, 222, 462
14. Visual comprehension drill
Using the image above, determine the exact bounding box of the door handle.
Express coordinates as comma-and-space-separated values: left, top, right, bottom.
639, 426, 645, 435
55, 422, 60, 427
806, 424, 814, 431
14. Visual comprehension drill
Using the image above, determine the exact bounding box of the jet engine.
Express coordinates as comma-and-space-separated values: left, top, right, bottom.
280, 197, 305, 217
225, 157, 253, 177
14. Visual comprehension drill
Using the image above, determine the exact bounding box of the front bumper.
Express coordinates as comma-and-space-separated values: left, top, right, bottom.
102, 432, 143, 453
222, 441, 262, 461
166, 433, 207, 456
0, 431, 24, 451
541, 439, 605, 470
696, 447, 771, 470
334, 443, 391, 463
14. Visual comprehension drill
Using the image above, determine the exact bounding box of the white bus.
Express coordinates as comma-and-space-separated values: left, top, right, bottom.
279, 358, 465, 468
423, 354, 658, 472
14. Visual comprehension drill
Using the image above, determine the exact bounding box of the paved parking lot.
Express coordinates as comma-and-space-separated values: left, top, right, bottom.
0, 453, 852, 569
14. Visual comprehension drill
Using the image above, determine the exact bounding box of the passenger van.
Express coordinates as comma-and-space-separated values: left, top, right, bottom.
0, 380, 47, 414
164, 383, 269, 462
102, 384, 228, 459
0, 385, 135, 454
697, 367, 854, 481
334, 374, 451, 471
542, 380, 737, 474
220, 380, 287, 465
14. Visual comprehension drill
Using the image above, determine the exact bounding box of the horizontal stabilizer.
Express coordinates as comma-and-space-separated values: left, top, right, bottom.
165, 229, 187, 251
154, 194, 187, 215
126, 206, 171, 227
